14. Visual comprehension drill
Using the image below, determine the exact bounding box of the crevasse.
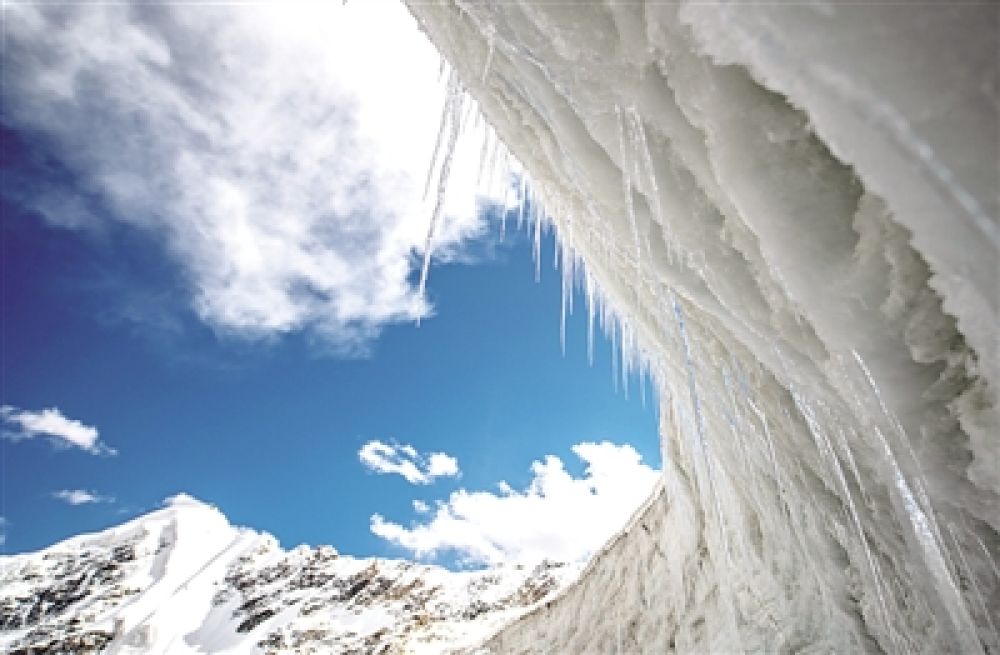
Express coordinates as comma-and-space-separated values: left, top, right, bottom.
403, 2, 999, 653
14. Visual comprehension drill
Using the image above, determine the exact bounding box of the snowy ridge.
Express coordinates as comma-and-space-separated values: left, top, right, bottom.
405, 2, 998, 653
0, 496, 579, 654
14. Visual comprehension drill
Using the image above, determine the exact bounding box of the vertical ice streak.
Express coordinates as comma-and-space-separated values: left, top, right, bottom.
481, 27, 495, 83
610, 318, 618, 392
417, 74, 465, 304
533, 193, 543, 282
615, 105, 643, 277
788, 389, 897, 650
423, 70, 455, 202
627, 106, 670, 263
517, 174, 528, 231
585, 270, 596, 366
669, 291, 742, 646
485, 130, 502, 197
946, 524, 1000, 650
558, 233, 574, 357
848, 351, 982, 651
476, 126, 492, 190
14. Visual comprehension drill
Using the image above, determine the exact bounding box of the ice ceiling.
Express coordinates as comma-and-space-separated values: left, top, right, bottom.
404, 2, 998, 652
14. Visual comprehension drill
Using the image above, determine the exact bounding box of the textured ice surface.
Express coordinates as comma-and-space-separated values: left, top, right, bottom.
405, 2, 998, 652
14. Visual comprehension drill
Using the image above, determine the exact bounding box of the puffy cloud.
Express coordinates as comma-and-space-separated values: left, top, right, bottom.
359, 440, 461, 485
426, 452, 461, 479
1, 405, 116, 455
2, 2, 505, 354
370, 441, 660, 565
52, 489, 114, 506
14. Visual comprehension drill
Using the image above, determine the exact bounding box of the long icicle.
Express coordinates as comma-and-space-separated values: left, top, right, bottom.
417, 75, 464, 309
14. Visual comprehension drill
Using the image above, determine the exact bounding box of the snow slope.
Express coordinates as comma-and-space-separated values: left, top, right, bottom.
0, 495, 579, 654
404, 2, 999, 652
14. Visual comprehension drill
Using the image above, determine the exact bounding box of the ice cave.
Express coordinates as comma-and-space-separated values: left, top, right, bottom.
404, 2, 998, 652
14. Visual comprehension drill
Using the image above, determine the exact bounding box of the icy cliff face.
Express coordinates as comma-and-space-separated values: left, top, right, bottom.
405, 2, 999, 652
0, 496, 578, 654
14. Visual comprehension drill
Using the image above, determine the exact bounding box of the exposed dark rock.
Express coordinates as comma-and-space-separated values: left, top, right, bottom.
236, 607, 278, 633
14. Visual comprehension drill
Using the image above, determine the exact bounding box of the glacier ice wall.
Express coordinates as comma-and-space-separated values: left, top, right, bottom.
404, 2, 999, 652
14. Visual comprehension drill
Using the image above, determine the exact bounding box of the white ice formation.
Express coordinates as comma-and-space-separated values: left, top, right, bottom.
404, 2, 999, 653
0, 496, 579, 654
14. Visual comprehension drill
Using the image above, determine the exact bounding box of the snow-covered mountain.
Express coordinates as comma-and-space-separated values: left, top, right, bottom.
0, 495, 579, 654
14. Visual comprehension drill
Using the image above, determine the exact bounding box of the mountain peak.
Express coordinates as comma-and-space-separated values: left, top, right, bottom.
0, 500, 578, 654
160, 492, 209, 509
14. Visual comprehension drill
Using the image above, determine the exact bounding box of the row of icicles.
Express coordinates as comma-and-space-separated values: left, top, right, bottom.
416, 63, 657, 404
416, 54, 997, 652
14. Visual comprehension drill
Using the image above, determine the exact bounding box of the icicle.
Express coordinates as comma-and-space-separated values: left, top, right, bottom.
485, 130, 503, 197
476, 127, 493, 191
481, 27, 496, 84
852, 351, 953, 575
610, 319, 618, 392
627, 106, 667, 261
565, 220, 575, 316
533, 196, 542, 282
670, 291, 733, 567
500, 150, 512, 197
417, 75, 464, 307
560, 260, 567, 356
424, 72, 460, 201
640, 358, 648, 409
499, 178, 509, 243
620, 323, 628, 399
668, 294, 743, 647
849, 351, 981, 649
946, 524, 1000, 649
460, 90, 476, 136
970, 528, 1000, 581
795, 393, 897, 647
558, 229, 576, 358
585, 271, 596, 366
517, 175, 528, 231
615, 105, 642, 277
552, 210, 560, 271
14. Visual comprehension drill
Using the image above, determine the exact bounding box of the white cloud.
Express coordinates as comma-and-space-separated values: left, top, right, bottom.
52, 489, 114, 506
2, 3, 507, 354
1, 405, 116, 455
413, 499, 431, 514
426, 452, 461, 478
370, 442, 660, 566
359, 440, 461, 485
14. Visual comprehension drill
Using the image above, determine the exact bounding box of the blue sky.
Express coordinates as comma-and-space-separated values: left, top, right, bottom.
0, 2, 659, 566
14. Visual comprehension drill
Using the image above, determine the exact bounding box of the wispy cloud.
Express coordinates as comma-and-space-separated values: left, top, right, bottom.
359, 440, 460, 485
2, 3, 502, 355
370, 442, 660, 565
52, 489, 115, 506
1, 406, 116, 456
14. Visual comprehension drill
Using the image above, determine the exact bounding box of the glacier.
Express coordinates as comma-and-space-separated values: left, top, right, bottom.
403, 2, 999, 653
